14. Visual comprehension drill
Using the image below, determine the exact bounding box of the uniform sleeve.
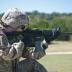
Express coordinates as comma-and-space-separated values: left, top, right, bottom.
0, 31, 24, 60
0, 32, 10, 57
2, 40, 24, 60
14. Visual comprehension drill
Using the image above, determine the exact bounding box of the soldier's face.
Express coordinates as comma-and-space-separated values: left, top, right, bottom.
15, 25, 26, 32
4, 26, 23, 32
3, 25, 15, 32
15, 28, 23, 32
3, 24, 25, 32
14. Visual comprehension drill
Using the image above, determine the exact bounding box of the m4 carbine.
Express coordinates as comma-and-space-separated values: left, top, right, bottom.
4, 28, 60, 49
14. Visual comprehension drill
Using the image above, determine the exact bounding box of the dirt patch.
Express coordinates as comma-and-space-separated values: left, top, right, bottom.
46, 41, 72, 52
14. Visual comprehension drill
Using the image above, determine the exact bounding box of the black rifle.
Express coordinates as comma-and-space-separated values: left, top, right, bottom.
4, 28, 60, 49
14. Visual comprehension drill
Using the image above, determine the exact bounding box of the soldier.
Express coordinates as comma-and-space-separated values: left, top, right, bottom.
0, 8, 47, 72
0, 8, 28, 72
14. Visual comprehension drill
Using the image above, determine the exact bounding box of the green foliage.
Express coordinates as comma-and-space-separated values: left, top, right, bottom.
27, 11, 72, 32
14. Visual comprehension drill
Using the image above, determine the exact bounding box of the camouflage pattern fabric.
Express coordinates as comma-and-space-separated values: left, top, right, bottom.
1, 8, 29, 29
0, 27, 24, 72
0, 27, 46, 72
0, 58, 12, 72
0, 16, 46, 72
16, 59, 47, 72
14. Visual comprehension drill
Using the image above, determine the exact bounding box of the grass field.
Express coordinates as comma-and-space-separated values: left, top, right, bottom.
38, 55, 72, 72
38, 41, 72, 72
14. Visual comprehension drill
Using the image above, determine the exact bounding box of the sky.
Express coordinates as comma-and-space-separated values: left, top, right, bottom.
0, 0, 72, 13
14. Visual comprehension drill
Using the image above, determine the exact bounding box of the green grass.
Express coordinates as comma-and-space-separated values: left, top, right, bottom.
38, 54, 72, 72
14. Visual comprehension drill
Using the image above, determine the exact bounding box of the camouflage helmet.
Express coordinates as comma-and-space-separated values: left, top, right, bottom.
1, 8, 29, 28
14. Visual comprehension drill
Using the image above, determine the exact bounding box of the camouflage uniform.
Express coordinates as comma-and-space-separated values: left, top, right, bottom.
16, 59, 47, 72
0, 27, 47, 72
0, 8, 47, 72
0, 8, 27, 72
0, 29, 24, 72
